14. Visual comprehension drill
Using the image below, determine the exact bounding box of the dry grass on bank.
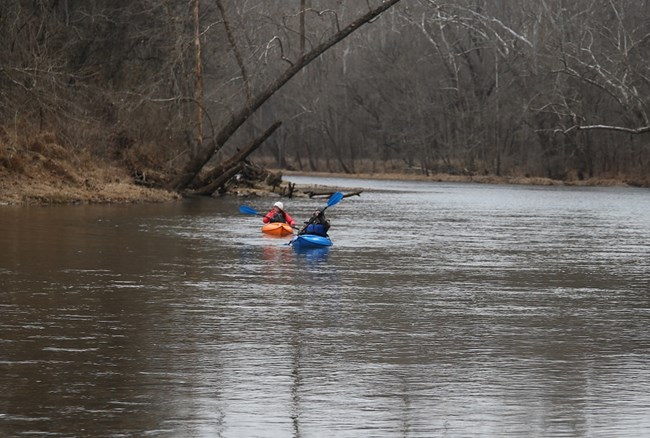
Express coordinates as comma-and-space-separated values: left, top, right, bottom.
0, 131, 178, 206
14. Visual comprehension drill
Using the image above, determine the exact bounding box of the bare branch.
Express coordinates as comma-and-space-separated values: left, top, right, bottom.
264, 36, 294, 66
313, 9, 340, 33
215, 0, 252, 103
565, 124, 650, 135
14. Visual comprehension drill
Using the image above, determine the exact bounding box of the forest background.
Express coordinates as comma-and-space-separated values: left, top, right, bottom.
1, 0, 649, 204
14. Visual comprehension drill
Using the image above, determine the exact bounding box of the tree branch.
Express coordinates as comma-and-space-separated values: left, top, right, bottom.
565, 124, 650, 134
215, 0, 252, 103
170, 0, 403, 191
190, 121, 282, 196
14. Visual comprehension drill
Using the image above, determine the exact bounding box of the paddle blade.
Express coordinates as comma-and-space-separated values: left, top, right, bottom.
239, 205, 259, 215
326, 191, 344, 208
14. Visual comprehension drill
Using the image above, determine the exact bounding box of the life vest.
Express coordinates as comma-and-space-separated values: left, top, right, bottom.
269, 212, 286, 223
304, 223, 328, 236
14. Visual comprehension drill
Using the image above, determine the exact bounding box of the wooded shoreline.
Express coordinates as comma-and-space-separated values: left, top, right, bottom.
4, 2, 650, 206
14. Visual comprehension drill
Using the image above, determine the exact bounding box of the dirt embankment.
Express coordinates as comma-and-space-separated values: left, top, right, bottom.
0, 132, 178, 206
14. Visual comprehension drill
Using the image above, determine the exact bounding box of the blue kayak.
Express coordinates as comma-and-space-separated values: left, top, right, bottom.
291, 234, 333, 249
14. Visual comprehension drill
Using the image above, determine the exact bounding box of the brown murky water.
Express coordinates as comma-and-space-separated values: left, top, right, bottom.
2, 177, 649, 437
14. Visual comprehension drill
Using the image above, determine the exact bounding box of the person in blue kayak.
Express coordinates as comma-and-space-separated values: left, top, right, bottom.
262, 201, 296, 227
299, 208, 330, 236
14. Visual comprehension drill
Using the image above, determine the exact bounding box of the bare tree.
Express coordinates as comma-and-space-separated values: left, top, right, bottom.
171, 0, 403, 193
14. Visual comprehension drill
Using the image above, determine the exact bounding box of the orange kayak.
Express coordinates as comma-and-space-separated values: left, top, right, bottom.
261, 222, 294, 236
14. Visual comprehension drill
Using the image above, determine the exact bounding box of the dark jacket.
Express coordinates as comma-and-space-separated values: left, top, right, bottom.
300, 211, 330, 236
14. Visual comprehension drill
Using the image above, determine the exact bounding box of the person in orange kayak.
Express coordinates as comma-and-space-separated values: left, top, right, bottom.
262, 201, 296, 227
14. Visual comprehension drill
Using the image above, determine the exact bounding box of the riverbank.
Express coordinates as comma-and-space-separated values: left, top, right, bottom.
1, 148, 646, 206
279, 169, 645, 188
1, 165, 645, 207
0, 144, 178, 206
0, 171, 179, 206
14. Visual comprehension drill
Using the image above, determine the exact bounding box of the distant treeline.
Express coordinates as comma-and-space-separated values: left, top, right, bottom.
2, 1, 649, 190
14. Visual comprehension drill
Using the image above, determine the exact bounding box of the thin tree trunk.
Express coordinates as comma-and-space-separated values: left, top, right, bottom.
300, 0, 306, 56
216, 0, 252, 103
193, 0, 203, 150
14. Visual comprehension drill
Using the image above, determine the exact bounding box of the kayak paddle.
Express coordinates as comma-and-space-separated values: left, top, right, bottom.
323, 191, 344, 211
295, 191, 344, 239
239, 205, 263, 216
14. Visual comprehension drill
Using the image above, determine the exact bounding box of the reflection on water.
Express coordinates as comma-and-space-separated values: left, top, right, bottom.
1, 180, 650, 437
292, 245, 330, 263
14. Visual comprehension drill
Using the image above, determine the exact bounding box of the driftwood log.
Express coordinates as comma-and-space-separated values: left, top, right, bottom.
305, 190, 362, 198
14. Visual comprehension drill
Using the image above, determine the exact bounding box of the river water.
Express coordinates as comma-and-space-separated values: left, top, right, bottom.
1, 176, 649, 437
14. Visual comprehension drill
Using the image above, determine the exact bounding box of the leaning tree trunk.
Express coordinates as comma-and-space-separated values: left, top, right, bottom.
190, 121, 282, 195
169, 0, 403, 192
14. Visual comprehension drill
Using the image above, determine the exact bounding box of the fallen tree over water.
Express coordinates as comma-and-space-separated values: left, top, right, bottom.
169, 0, 403, 195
